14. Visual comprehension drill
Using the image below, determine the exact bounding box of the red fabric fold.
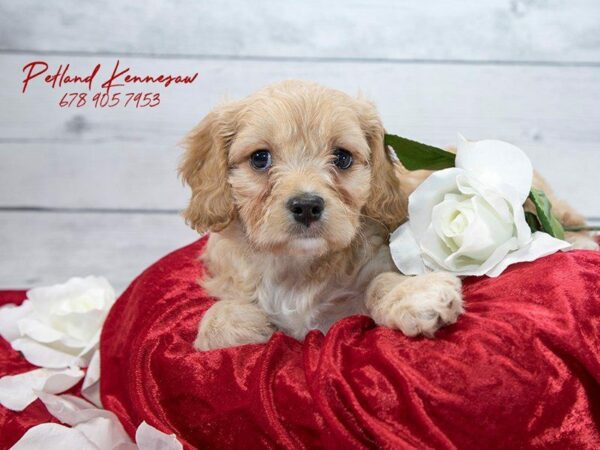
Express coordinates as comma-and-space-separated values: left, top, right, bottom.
98, 237, 600, 449
1, 239, 599, 449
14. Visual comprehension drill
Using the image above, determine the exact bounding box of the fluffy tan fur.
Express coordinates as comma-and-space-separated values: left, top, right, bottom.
180, 80, 597, 351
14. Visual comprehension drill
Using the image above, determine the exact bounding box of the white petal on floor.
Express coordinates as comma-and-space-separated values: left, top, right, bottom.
10, 423, 97, 450
35, 392, 135, 449
82, 350, 102, 407
136, 421, 183, 450
0, 367, 83, 411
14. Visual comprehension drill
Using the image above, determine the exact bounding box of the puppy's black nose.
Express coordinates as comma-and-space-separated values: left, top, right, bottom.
287, 194, 324, 227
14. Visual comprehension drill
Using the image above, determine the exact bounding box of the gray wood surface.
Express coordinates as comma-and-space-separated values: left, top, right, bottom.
0, 211, 198, 292
0, 1, 598, 290
2, 0, 600, 63
2, 54, 598, 215
0, 212, 596, 293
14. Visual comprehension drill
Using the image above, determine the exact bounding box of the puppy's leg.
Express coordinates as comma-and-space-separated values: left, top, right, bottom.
531, 173, 598, 250
366, 272, 464, 337
194, 300, 275, 351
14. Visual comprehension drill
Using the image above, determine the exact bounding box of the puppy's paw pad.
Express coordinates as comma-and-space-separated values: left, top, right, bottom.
380, 272, 464, 338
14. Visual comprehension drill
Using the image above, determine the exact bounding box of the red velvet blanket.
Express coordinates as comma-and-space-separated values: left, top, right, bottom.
1, 237, 600, 449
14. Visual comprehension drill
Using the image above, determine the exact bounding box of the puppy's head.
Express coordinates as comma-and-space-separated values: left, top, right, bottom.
180, 80, 406, 256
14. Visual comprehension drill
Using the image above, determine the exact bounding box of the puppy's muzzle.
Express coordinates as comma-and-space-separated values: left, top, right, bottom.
287, 194, 324, 227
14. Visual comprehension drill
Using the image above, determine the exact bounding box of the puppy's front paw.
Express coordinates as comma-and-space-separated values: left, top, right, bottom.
372, 272, 464, 338
194, 301, 276, 351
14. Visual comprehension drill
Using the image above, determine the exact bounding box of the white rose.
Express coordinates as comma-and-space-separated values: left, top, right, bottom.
0, 276, 116, 368
390, 136, 570, 277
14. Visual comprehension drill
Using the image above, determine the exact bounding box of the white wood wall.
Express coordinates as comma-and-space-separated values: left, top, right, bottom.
1, 1, 599, 291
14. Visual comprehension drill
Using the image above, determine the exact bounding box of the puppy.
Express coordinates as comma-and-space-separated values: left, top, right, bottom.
180, 80, 596, 351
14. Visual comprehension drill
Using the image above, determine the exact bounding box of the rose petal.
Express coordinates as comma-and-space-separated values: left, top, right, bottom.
27, 277, 114, 317
456, 136, 533, 204
18, 317, 69, 345
389, 223, 427, 275
43, 367, 84, 393
82, 350, 102, 407
511, 199, 534, 246
35, 391, 107, 424
136, 421, 183, 450
0, 367, 83, 411
430, 193, 466, 252
444, 237, 518, 276
35, 392, 134, 448
0, 300, 33, 342
485, 232, 571, 277
10, 423, 96, 450
58, 308, 107, 344
76, 417, 135, 450
455, 196, 514, 261
419, 226, 455, 271
11, 337, 83, 369
78, 329, 101, 363
419, 219, 520, 277
457, 173, 533, 247
456, 173, 515, 221
408, 168, 464, 241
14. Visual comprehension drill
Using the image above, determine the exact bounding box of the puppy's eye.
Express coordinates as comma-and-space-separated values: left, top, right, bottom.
250, 150, 272, 171
333, 148, 353, 170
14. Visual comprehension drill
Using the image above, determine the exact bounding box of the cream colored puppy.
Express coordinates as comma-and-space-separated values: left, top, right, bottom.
180, 80, 595, 351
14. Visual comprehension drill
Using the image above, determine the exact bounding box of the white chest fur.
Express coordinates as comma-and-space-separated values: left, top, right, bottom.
255, 254, 377, 339
203, 225, 394, 341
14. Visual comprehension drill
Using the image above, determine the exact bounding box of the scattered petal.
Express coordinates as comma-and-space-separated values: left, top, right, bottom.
75, 416, 135, 450
10, 423, 97, 450
36, 392, 109, 425
0, 367, 83, 411
82, 350, 102, 407
34, 392, 134, 448
136, 421, 183, 450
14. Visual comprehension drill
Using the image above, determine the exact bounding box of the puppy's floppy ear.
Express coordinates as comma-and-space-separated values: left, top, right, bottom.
179, 104, 237, 233
358, 100, 408, 232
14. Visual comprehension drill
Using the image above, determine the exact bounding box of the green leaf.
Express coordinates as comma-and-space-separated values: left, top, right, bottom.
384, 133, 456, 171
528, 188, 565, 239
384, 134, 456, 170
524, 211, 542, 233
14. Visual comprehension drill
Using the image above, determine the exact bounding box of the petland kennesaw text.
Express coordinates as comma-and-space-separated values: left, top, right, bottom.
21, 60, 198, 108
22, 60, 198, 93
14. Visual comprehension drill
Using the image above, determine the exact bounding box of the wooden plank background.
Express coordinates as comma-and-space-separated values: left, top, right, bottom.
1, 1, 599, 291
